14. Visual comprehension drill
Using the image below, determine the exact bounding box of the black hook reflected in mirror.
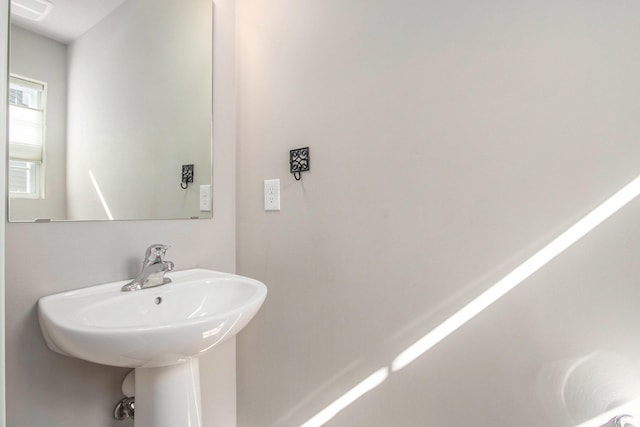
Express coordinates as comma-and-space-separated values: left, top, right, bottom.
181, 164, 194, 189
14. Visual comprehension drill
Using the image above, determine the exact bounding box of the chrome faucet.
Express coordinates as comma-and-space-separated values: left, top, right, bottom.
121, 244, 175, 292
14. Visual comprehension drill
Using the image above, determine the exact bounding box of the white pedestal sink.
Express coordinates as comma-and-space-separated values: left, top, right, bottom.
38, 269, 267, 427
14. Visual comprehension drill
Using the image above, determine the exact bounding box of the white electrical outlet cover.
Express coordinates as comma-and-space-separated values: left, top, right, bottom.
264, 179, 280, 211
200, 185, 211, 211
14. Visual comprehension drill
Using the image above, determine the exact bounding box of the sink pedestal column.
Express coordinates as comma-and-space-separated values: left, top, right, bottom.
135, 358, 202, 427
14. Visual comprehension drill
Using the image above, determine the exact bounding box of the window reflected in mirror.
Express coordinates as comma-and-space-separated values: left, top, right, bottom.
9, 75, 46, 199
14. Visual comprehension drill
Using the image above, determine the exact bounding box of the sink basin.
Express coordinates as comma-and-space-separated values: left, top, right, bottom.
38, 268, 267, 427
38, 268, 267, 368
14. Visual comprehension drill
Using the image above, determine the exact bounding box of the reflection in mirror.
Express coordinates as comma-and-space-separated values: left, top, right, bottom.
8, 0, 213, 221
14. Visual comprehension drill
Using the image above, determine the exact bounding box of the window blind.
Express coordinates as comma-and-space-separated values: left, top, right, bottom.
9, 76, 45, 163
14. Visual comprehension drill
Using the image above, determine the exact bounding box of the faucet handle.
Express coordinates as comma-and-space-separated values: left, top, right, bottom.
144, 244, 170, 263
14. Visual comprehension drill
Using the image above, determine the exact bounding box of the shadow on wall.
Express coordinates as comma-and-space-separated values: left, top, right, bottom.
271, 174, 640, 427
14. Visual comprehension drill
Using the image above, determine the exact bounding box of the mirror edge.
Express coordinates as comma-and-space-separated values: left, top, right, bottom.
0, 0, 8, 422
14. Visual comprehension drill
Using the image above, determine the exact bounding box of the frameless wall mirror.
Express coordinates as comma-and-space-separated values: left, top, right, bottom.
7, 0, 213, 221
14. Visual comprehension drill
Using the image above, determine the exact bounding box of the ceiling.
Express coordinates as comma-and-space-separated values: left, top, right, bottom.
10, 0, 128, 44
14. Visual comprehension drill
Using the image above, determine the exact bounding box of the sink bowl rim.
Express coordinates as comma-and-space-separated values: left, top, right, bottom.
38, 268, 268, 334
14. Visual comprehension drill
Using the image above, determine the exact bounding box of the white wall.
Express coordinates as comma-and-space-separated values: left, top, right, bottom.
9, 25, 68, 221
66, 0, 213, 220
235, 1, 640, 426
3, 0, 237, 426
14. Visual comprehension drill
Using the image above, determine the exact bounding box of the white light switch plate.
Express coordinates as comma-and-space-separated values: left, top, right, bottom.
200, 184, 211, 211
264, 179, 280, 211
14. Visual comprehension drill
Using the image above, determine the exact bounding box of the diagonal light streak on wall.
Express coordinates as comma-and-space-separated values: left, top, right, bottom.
299, 368, 389, 427
392, 174, 640, 372
300, 174, 640, 427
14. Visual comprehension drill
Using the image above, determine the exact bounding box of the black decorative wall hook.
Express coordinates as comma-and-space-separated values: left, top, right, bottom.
181, 164, 194, 189
289, 147, 310, 181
